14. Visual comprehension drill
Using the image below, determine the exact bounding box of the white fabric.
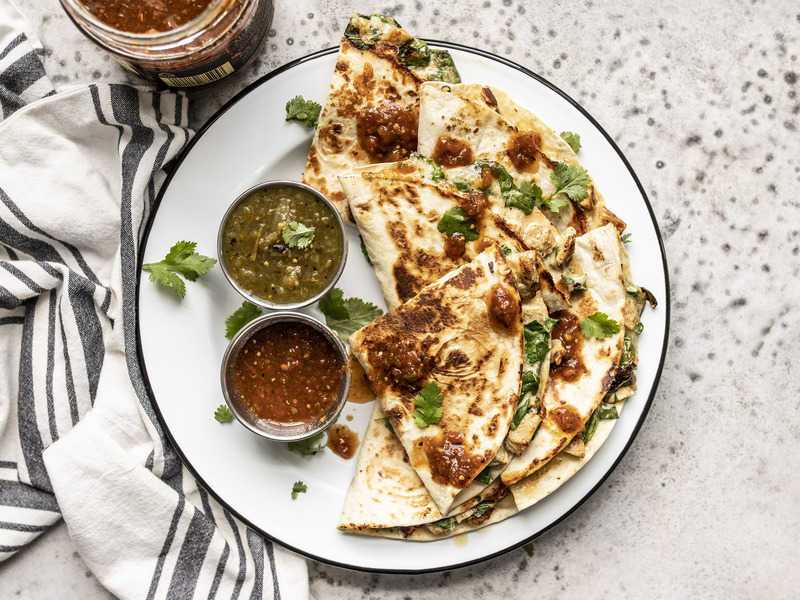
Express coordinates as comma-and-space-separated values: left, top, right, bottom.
0, 1, 309, 597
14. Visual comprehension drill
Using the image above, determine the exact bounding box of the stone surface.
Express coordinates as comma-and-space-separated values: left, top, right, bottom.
2, 0, 798, 598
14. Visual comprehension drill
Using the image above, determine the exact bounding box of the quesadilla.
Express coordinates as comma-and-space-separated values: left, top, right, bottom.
302, 14, 460, 218
502, 224, 628, 486
417, 82, 625, 235
349, 245, 524, 513
341, 155, 541, 309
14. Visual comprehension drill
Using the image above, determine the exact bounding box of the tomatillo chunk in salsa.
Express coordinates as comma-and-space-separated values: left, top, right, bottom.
230, 322, 346, 425
220, 184, 344, 305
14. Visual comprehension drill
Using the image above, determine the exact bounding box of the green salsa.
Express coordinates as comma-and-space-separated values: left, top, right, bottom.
221, 185, 342, 304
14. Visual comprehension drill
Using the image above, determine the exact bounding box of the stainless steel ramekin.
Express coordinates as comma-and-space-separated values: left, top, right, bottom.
220, 311, 351, 442
217, 180, 348, 310
220, 311, 350, 442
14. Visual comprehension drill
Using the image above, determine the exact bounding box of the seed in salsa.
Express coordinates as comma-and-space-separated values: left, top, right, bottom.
80, 0, 213, 34
221, 185, 343, 304
230, 322, 346, 424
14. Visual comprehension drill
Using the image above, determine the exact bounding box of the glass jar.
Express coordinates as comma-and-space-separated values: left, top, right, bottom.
59, 0, 273, 88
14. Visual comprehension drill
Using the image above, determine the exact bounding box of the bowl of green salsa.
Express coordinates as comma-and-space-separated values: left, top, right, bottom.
218, 181, 347, 309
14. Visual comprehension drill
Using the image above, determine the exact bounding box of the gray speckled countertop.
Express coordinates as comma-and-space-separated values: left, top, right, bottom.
2, 1, 799, 598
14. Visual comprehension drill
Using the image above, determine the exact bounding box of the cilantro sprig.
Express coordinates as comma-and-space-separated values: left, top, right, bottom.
282, 221, 315, 250
285, 95, 321, 128
413, 381, 443, 428
547, 162, 591, 208
319, 287, 383, 339
438, 206, 479, 241
291, 481, 307, 499
560, 131, 581, 153
473, 160, 545, 215
214, 405, 233, 423
288, 432, 325, 456
580, 312, 620, 339
225, 301, 262, 339
142, 241, 216, 299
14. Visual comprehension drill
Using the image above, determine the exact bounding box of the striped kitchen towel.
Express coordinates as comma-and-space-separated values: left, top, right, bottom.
0, 1, 308, 598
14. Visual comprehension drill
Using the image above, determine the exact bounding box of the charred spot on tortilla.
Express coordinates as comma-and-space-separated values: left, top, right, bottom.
356, 102, 419, 161
507, 132, 542, 172
549, 311, 587, 381
432, 135, 474, 167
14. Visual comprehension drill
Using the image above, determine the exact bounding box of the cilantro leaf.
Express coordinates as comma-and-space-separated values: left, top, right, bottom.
582, 408, 599, 443
285, 95, 321, 128
291, 480, 307, 499
523, 542, 534, 557
505, 180, 542, 214
621, 231, 632, 244
509, 395, 530, 430
437, 207, 479, 241
288, 432, 325, 456
474, 160, 543, 215
282, 221, 315, 250
454, 181, 471, 192
214, 404, 233, 423
514, 318, 559, 425
545, 194, 571, 213
562, 274, 587, 293
597, 405, 619, 420
142, 241, 216, 298
413, 381, 443, 428
475, 466, 493, 485
580, 312, 620, 339
319, 287, 383, 338
412, 153, 446, 182
560, 131, 581, 153
472, 501, 494, 519
432, 517, 455, 531
375, 417, 394, 433
549, 162, 591, 204
359, 235, 372, 265
225, 301, 262, 339
620, 330, 635, 365
398, 38, 432, 67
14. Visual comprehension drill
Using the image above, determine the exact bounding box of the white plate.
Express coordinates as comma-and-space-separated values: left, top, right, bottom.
138, 43, 670, 573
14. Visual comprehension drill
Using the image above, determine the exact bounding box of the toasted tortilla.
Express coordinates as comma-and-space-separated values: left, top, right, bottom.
510, 399, 626, 510
350, 246, 524, 513
502, 224, 627, 486
341, 156, 535, 309
302, 15, 460, 219
417, 82, 625, 235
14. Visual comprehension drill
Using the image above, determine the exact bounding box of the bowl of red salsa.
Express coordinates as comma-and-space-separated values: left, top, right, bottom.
220, 312, 350, 441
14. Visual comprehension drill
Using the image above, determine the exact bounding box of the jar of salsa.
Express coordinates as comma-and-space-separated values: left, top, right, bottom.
59, 0, 273, 88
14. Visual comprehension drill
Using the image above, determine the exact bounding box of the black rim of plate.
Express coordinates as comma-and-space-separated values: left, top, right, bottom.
136, 41, 671, 575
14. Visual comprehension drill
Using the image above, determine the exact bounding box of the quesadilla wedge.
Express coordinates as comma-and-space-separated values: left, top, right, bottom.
417, 82, 625, 235
340, 155, 569, 310
502, 224, 628, 486
302, 14, 460, 218
338, 402, 513, 534
349, 245, 524, 513
341, 155, 538, 309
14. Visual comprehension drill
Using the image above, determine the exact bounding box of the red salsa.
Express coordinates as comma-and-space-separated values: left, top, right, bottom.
80, 0, 214, 33
230, 322, 345, 424
326, 424, 359, 459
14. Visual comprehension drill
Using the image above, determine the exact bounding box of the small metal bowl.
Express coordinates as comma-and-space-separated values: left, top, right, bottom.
217, 180, 348, 310
220, 311, 351, 442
